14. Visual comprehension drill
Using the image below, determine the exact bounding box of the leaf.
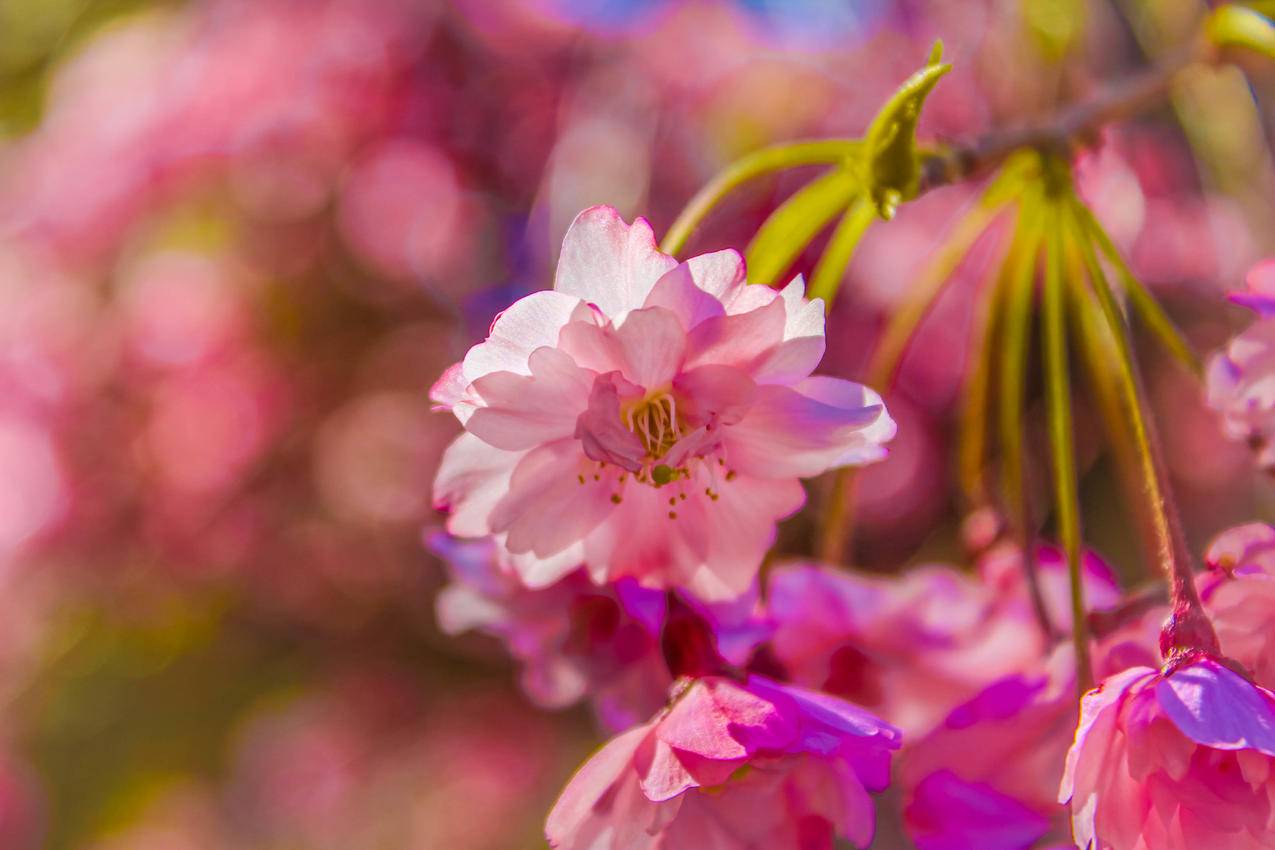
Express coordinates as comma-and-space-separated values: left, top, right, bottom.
660, 139, 861, 257
1206, 5, 1275, 60
863, 41, 952, 219
745, 165, 860, 286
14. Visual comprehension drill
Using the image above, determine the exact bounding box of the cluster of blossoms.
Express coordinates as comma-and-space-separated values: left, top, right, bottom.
431, 206, 1275, 849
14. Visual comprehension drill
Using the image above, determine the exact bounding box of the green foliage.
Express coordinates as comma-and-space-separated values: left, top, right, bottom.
737, 44, 948, 303
744, 165, 860, 287
1023, 0, 1087, 61
1207, 4, 1275, 60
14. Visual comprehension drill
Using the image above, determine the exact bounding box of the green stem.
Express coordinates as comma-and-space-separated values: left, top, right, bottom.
1043, 201, 1094, 696
957, 260, 1003, 506
660, 140, 860, 257
816, 195, 1001, 564
808, 196, 877, 304
1070, 200, 1218, 659
997, 192, 1057, 645
1076, 204, 1202, 377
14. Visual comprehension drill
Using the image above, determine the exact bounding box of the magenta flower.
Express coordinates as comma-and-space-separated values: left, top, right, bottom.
431, 206, 894, 599
545, 674, 901, 849
1060, 655, 1275, 850
1200, 522, 1275, 688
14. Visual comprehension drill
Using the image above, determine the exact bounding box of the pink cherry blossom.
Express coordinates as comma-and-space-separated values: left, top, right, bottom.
1206, 259, 1275, 469
1200, 522, 1275, 688
431, 205, 894, 600
1060, 655, 1275, 850
545, 674, 900, 849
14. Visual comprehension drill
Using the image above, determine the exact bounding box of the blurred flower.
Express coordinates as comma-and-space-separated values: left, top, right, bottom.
1206, 258, 1275, 468
1200, 522, 1275, 687
1060, 655, 1275, 850
545, 674, 900, 849
430, 532, 670, 730
432, 206, 893, 600
763, 544, 1117, 737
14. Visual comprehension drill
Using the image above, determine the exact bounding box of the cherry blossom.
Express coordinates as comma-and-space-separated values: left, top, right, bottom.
432, 205, 894, 600
1060, 655, 1275, 850
545, 674, 900, 849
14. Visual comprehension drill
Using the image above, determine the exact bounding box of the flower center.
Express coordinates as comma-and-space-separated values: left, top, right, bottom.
623, 391, 683, 460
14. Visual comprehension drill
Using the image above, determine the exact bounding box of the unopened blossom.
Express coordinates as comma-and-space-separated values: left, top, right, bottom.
432, 206, 894, 599
1060, 655, 1275, 850
545, 674, 901, 849
1206, 258, 1275, 468
1200, 522, 1275, 687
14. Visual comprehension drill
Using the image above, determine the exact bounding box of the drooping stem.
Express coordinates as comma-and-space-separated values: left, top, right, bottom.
808, 196, 876, 303
660, 140, 860, 257
995, 194, 1058, 645
1069, 200, 1219, 660
1042, 199, 1094, 695
1077, 205, 1201, 376
816, 197, 1002, 563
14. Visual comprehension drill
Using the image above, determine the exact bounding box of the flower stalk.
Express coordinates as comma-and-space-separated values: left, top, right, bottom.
1041, 194, 1093, 695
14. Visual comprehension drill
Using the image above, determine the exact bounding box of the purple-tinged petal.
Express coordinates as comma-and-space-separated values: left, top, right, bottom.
575, 373, 647, 472
1156, 658, 1275, 755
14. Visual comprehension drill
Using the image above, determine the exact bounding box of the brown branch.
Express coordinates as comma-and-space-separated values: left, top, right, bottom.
916, 40, 1208, 195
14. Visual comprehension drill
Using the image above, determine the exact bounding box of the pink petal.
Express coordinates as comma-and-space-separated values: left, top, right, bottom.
554, 206, 677, 318
657, 678, 799, 759
905, 771, 1051, 850
558, 319, 628, 376
643, 249, 747, 330
643, 263, 728, 331
1060, 666, 1154, 804
751, 276, 827, 385
575, 373, 647, 472
723, 380, 892, 479
685, 297, 786, 374
545, 724, 649, 846
464, 348, 593, 450
689, 474, 806, 600
751, 676, 901, 746
432, 433, 522, 537
490, 439, 616, 559
639, 739, 701, 802
675, 365, 756, 427
1204, 522, 1275, 573
429, 361, 467, 410
462, 290, 592, 381
614, 306, 687, 390
1156, 657, 1275, 754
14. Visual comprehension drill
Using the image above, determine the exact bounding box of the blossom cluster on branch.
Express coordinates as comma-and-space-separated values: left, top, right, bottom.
430, 199, 1275, 848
